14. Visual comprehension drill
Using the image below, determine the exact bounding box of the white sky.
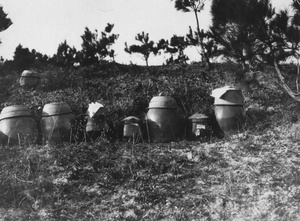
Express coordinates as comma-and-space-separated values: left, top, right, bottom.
0, 0, 292, 65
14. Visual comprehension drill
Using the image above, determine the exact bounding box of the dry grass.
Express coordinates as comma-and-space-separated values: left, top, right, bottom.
2, 123, 300, 220
1, 63, 300, 220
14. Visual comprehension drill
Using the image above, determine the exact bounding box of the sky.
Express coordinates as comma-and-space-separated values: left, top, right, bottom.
0, 0, 292, 66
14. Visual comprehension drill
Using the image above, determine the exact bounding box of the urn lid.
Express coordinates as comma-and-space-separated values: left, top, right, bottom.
21, 70, 40, 78
42, 102, 72, 116
188, 113, 209, 122
0, 105, 33, 120
148, 96, 177, 109
122, 116, 140, 123
211, 86, 244, 105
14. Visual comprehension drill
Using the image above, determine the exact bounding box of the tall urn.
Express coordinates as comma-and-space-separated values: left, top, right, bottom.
146, 96, 181, 142
212, 87, 245, 135
0, 105, 37, 145
41, 102, 75, 144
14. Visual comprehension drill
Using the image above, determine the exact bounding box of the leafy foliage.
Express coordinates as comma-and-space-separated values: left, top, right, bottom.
79, 23, 119, 66
171, 0, 212, 68
186, 26, 218, 67
158, 35, 190, 64
211, 0, 300, 72
172, 0, 205, 13
125, 32, 160, 66
210, 0, 300, 102
0, 6, 12, 40
53, 40, 79, 67
13, 44, 36, 70
9, 45, 49, 70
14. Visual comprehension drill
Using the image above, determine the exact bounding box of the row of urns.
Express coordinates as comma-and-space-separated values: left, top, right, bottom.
0, 102, 74, 145
0, 89, 245, 145
123, 90, 245, 142
17, 70, 245, 140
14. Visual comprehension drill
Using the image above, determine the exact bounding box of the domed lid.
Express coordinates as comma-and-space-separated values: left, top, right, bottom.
148, 96, 177, 109
21, 70, 40, 78
42, 102, 72, 116
188, 113, 208, 120
211, 86, 233, 98
122, 116, 140, 123
0, 105, 32, 120
188, 113, 209, 122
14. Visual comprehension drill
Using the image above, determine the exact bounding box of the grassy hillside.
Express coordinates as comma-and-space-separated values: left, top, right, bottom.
1, 62, 300, 220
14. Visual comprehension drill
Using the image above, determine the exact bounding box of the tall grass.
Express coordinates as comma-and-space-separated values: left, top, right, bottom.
1, 62, 300, 220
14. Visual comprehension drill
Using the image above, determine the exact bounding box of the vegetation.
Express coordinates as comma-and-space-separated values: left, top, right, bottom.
54, 40, 78, 67
171, 0, 213, 68
0, 6, 12, 40
0, 60, 299, 220
157, 35, 190, 65
209, 0, 300, 103
2, 0, 300, 220
0, 6, 12, 62
79, 23, 119, 66
125, 32, 159, 66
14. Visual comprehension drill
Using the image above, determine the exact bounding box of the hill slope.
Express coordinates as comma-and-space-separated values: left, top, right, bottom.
1, 62, 300, 220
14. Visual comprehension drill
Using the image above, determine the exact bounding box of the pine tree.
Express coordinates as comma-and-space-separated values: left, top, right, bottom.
125, 32, 158, 66
171, 0, 210, 67
0, 6, 12, 45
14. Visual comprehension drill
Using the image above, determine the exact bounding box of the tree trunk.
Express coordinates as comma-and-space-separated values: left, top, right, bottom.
145, 58, 148, 66
145, 54, 149, 66
297, 59, 300, 93
194, 9, 211, 69
273, 60, 300, 102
